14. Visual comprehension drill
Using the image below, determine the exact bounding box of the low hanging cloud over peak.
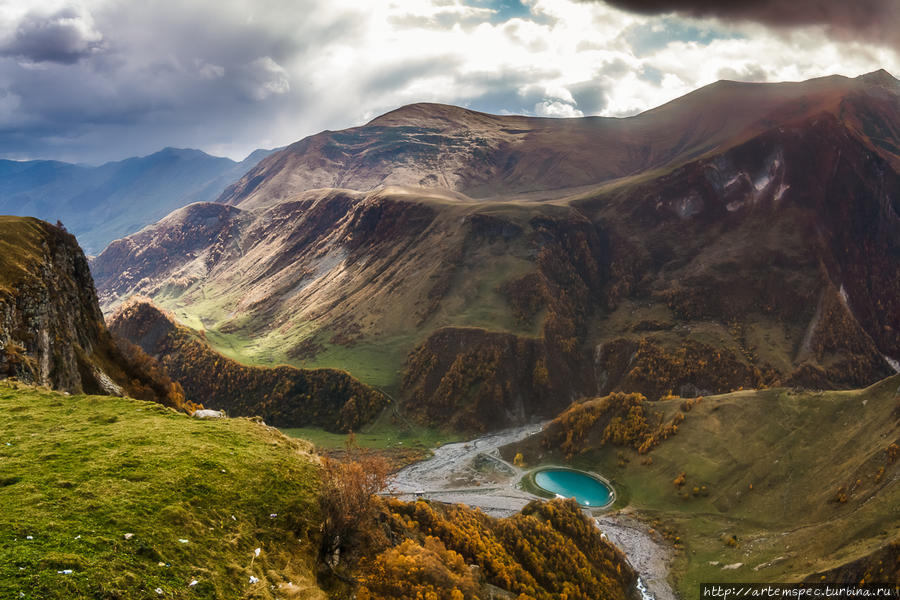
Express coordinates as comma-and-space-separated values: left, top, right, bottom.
1, 3, 104, 64
598, 0, 900, 48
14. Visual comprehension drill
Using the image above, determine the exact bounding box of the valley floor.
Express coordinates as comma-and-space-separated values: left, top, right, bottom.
386, 423, 677, 600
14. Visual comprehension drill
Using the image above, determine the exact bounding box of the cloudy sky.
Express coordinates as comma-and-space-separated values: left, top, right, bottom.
1, 0, 898, 164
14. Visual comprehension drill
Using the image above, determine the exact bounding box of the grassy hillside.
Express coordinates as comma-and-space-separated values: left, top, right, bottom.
0, 382, 324, 600
0, 216, 46, 297
505, 375, 900, 594
0, 381, 643, 600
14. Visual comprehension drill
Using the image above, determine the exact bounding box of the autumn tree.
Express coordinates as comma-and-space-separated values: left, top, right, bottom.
318, 445, 391, 568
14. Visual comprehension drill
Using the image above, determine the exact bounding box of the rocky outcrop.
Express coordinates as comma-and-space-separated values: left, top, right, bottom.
0, 217, 111, 391
0, 216, 187, 407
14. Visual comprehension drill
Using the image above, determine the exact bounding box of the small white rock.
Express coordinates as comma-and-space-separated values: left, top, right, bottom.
178, 539, 189, 544
269, 513, 277, 518
249, 576, 259, 584
189, 579, 198, 587
254, 547, 261, 557
155, 588, 163, 595
26, 536, 33, 540
124, 533, 134, 540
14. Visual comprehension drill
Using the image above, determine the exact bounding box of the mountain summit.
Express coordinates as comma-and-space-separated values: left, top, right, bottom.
218, 70, 900, 208
96, 71, 900, 431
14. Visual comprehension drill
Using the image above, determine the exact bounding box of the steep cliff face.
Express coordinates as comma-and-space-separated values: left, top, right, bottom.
0, 216, 186, 407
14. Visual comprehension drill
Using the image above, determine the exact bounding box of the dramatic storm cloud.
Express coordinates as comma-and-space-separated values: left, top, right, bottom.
0, 0, 897, 163
601, 0, 900, 44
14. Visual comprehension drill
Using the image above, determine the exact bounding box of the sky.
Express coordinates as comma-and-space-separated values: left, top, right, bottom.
0, 0, 898, 164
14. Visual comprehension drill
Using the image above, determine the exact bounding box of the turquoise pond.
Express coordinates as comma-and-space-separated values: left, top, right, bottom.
533, 469, 612, 507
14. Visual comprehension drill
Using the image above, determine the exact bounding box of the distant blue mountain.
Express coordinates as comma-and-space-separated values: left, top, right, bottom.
0, 147, 276, 254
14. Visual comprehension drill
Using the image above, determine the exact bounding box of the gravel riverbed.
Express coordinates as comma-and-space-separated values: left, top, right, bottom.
387, 424, 676, 600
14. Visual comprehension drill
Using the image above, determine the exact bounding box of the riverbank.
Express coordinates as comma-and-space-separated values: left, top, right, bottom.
596, 511, 677, 600
386, 422, 677, 599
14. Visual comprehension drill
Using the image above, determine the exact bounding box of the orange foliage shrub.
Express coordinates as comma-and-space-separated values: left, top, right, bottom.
319, 450, 390, 565
109, 332, 195, 412
358, 498, 636, 600
541, 392, 683, 458
357, 537, 479, 600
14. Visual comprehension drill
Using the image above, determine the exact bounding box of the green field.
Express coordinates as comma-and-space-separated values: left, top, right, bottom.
506, 376, 900, 595
0, 382, 325, 600
279, 421, 459, 451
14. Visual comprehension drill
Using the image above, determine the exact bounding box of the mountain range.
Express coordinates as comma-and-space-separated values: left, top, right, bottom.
94, 70, 900, 432
0, 147, 274, 254
2, 69, 899, 595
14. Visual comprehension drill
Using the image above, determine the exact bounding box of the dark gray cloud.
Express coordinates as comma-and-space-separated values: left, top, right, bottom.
598, 0, 900, 48
1, 6, 103, 64
568, 80, 609, 114
0, 0, 361, 163
362, 56, 464, 96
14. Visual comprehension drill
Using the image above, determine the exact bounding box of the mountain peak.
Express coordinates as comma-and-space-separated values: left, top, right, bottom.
365, 102, 501, 129
856, 68, 898, 87
152, 147, 216, 160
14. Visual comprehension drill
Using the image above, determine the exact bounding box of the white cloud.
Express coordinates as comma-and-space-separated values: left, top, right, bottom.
196, 59, 225, 80
535, 100, 583, 117
242, 56, 289, 100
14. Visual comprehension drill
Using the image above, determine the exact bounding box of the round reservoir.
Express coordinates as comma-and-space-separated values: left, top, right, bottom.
533, 468, 612, 508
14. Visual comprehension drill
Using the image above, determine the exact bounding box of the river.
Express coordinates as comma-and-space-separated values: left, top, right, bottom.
387, 423, 676, 600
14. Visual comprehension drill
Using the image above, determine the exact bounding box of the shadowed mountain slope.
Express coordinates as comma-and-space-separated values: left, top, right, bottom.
94, 71, 900, 431
107, 299, 389, 432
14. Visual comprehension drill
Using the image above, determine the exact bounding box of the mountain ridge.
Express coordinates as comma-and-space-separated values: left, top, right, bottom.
0, 146, 275, 254
95, 70, 900, 432
217, 70, 899, 208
